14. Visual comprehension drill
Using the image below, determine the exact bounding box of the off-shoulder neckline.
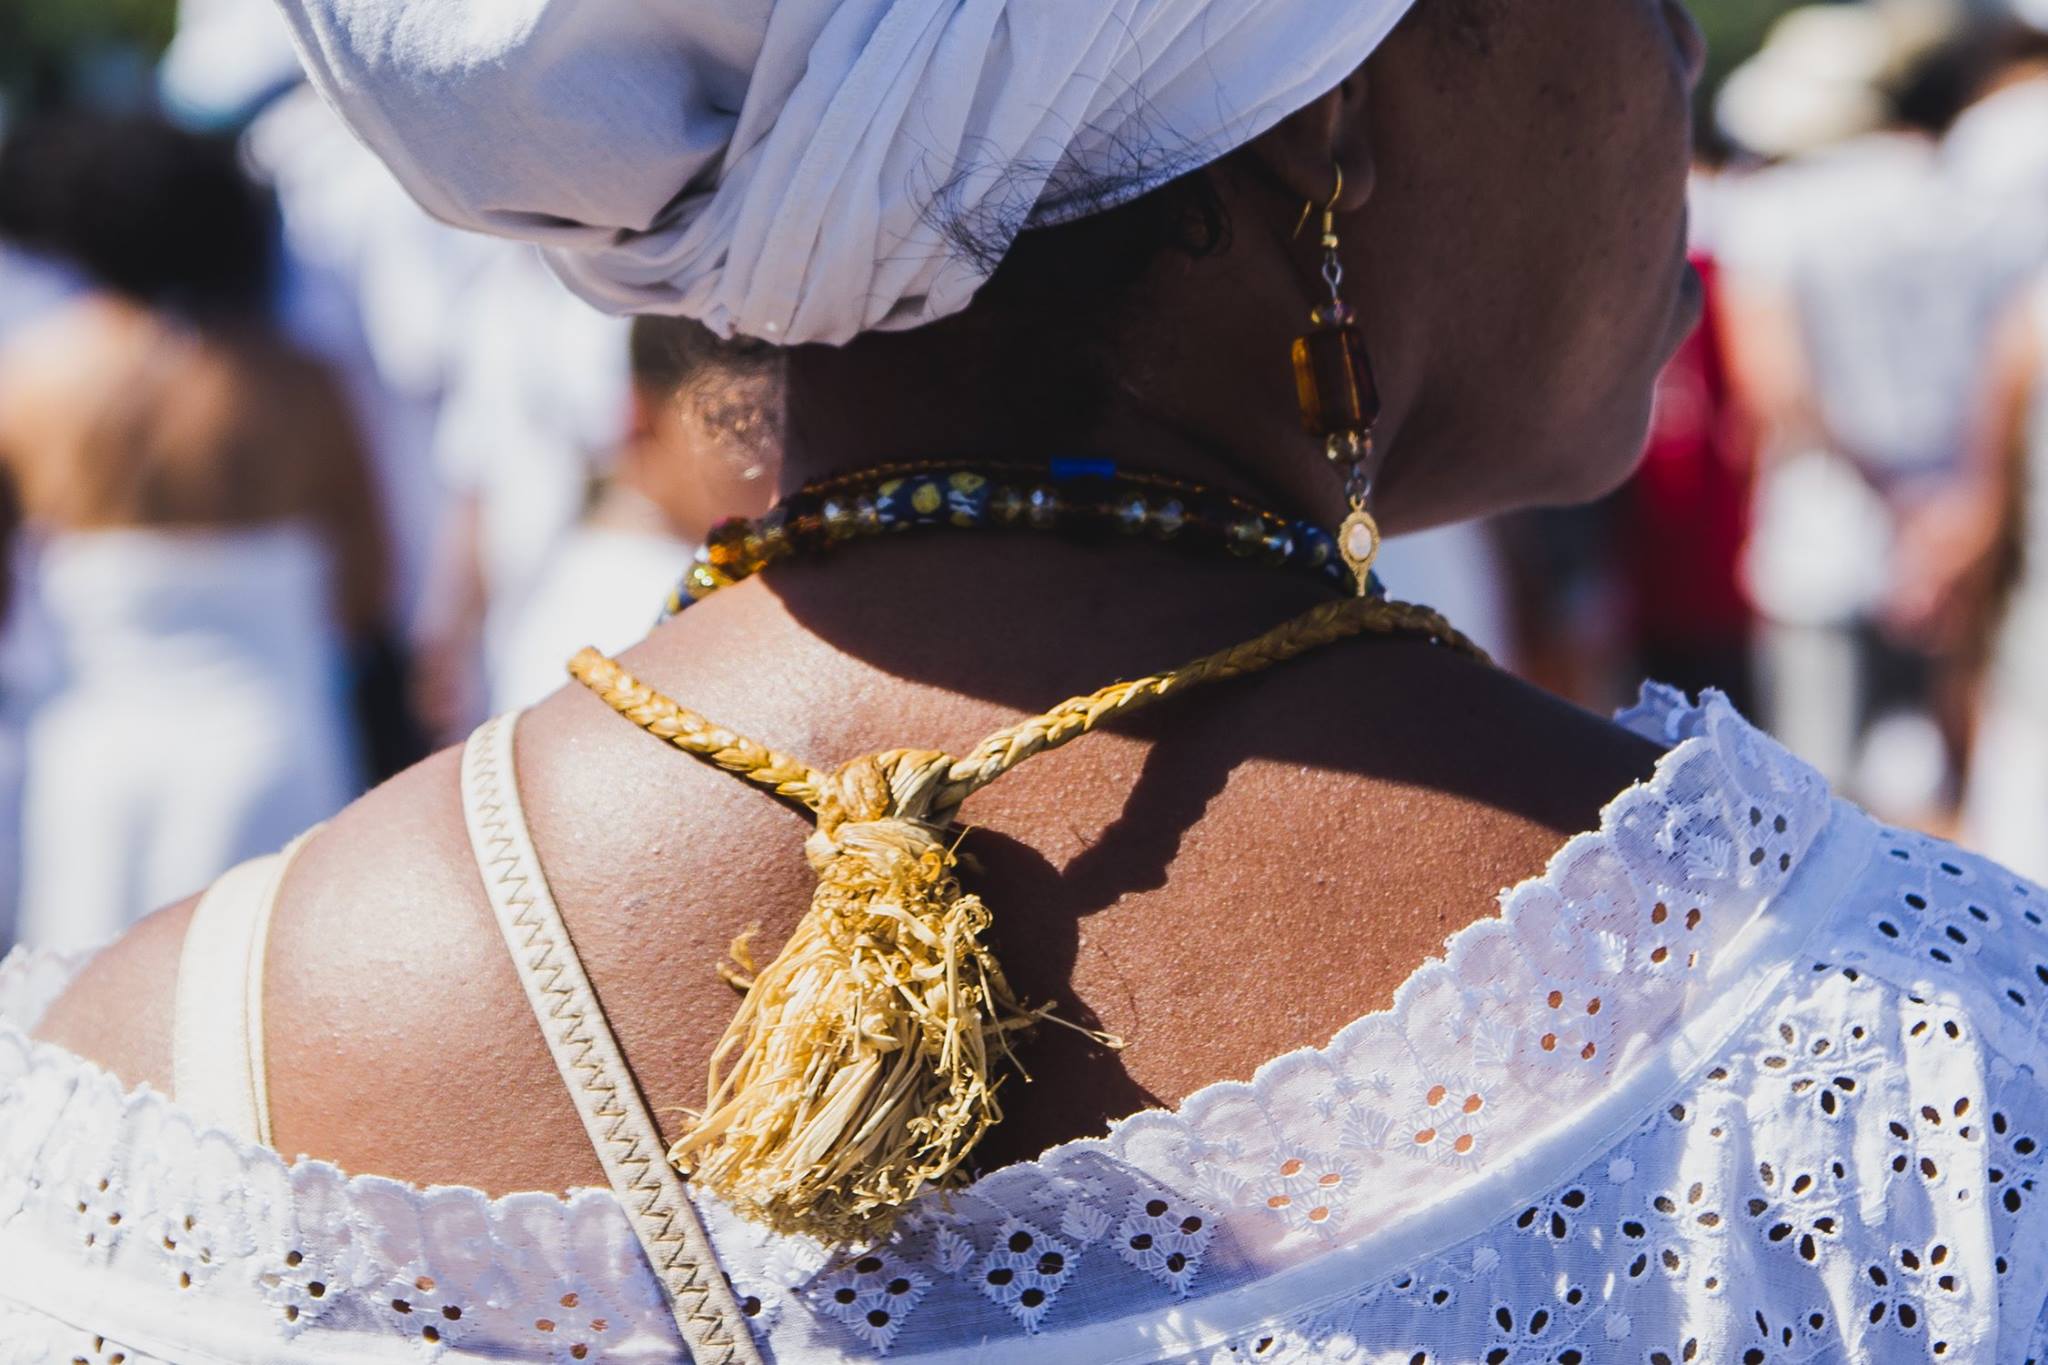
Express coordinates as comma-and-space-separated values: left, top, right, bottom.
3, 684, 1836, 1221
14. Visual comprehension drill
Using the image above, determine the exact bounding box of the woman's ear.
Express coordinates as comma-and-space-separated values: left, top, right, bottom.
1247, 74, 1377, 216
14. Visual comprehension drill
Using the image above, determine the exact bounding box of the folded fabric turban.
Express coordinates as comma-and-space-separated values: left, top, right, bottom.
273, 0, 1419, 344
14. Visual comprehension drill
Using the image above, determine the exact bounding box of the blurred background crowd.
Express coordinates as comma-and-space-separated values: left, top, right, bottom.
1, 0, 2046, 952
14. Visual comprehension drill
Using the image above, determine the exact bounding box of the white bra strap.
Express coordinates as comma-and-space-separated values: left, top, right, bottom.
460, 714, 762, 1365
172, 831, 315, 1144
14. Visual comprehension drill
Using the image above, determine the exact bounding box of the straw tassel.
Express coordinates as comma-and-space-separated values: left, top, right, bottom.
568, 597, 1488, 1245
672, 749, 1046, 1243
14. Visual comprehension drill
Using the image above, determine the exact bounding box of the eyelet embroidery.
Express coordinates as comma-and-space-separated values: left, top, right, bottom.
1116, 1195, 1213, 1297
813, 1253, 931, 1352
6, 690, 2048, 1362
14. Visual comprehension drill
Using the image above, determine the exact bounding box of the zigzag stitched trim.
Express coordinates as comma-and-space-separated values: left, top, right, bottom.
462, 716, 763, 1365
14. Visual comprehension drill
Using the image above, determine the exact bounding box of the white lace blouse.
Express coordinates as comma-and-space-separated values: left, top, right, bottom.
4, 687, 2048, 1363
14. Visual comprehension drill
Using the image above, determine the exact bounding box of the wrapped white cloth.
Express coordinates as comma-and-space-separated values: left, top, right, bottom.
272, 0, 1417, 344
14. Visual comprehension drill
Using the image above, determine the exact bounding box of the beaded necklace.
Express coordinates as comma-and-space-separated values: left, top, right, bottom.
581, 459, 1489, 1245
662, 458, 1373, 619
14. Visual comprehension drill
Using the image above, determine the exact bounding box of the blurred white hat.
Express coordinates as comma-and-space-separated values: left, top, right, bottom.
1716, 3, 1953, 159
159, 0, 305, 128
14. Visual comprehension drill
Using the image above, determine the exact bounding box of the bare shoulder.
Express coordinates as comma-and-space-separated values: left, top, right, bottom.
21, 669, 811, 1196
26, 739, 588, 1190
22, 603, 1670, 1193
22, 747, 484, 1109
0, 296, 148, 394
0, 298, 158, 495
33, 894, 197, 1092
254, 742, 606, 1190
0, 301, 99, 437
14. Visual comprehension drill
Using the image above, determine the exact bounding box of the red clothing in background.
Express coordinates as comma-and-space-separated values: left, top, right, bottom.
1622, 253, 1756, 652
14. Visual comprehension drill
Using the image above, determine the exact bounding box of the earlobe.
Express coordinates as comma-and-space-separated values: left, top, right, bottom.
1249, 76, 1378, 214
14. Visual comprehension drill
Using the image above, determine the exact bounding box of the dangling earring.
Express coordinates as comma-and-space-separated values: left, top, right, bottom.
1290, 164, 1381, 596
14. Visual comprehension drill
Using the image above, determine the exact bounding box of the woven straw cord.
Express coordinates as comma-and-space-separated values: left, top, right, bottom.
571, 595, 1485, 826
566, 663, 829, 809
564, 593, 1487, 1244
931, 595, 1485, 813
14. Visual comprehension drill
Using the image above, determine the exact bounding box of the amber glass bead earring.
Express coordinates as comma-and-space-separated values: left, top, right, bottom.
1289, 164, 1382, 595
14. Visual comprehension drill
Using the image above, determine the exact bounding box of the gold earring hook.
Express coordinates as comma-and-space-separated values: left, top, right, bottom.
1291, 163, 1345, 241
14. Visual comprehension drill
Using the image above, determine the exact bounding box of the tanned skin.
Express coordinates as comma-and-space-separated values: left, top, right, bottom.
40, 0, 1706, 1193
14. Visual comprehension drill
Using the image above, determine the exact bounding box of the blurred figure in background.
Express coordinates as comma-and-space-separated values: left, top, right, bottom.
0, 239, 80, 344
1941, 12, 2048, 264
1901, 266, 2048, 882
1714, 6, 2031, 823
0, 468, 19, 943
0, 225, 81, 946
409, 248, 632, 738
1890, 16, 2048, 873
494, 317, 782, 710
1615, 251, 1760, 711
158, 0, 669, 758
162, 0, 497, 778
0, 113, 387, 950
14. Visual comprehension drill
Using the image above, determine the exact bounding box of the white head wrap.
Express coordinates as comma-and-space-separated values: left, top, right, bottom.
272, 0, 1417, 344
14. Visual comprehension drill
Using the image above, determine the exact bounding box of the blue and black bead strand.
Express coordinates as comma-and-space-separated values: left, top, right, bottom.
662, 460, 1369, 620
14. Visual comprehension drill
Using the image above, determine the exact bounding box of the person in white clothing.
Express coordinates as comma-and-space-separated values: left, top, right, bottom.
0, 244, 83, 945
11, 1, 2048, 1362
494, 316, 779, 710
1900, 271, 2048, 884
0, 114, 384, 950
163, 0, 501, 638
1712, 11, 2024, 816
410, 247, 634, 736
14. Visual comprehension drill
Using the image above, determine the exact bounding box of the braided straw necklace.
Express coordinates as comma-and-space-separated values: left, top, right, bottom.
569, 462, 1489, 1246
